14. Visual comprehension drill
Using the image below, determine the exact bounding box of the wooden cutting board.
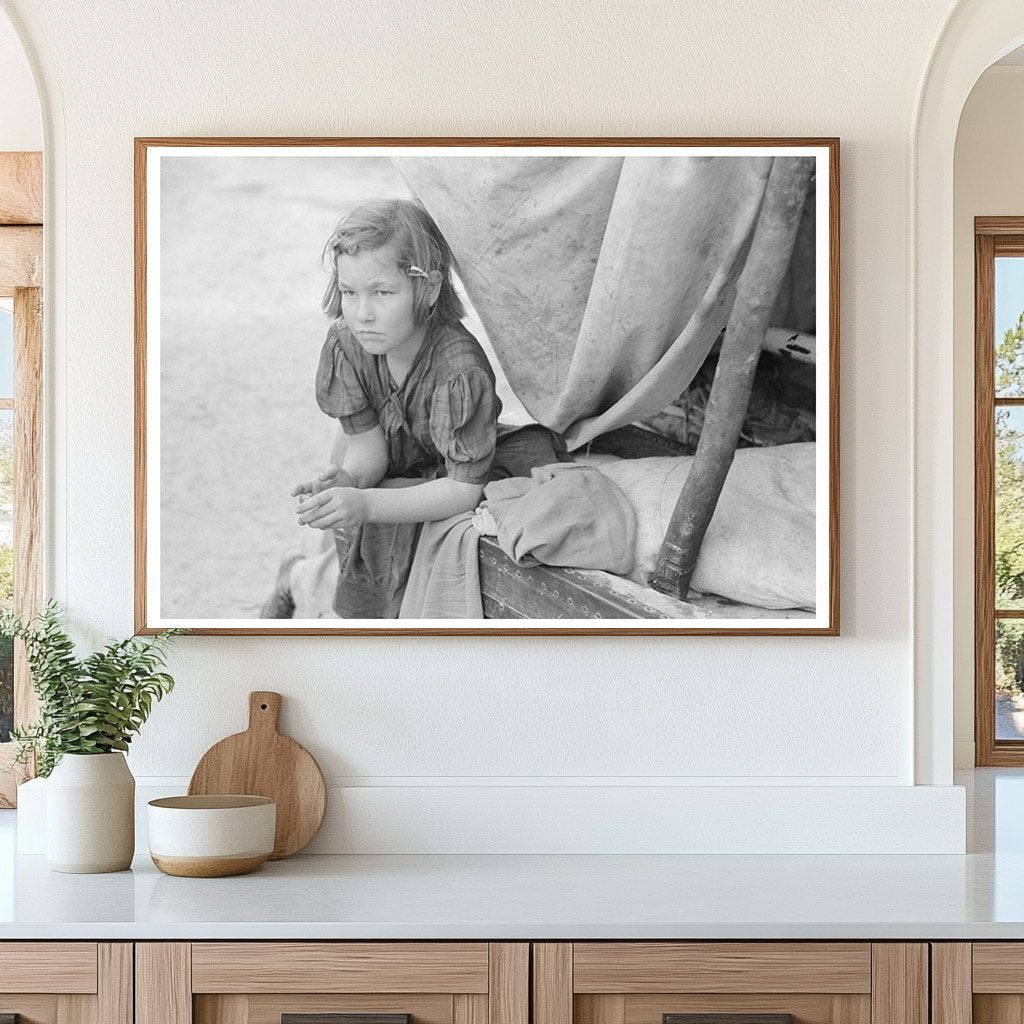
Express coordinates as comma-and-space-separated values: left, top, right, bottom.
188, 691, 326, 859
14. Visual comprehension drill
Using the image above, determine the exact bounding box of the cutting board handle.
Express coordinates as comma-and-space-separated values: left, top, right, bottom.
248, 691, 282, 734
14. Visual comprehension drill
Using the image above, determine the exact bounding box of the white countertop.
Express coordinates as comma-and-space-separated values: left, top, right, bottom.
0, 847, 1022, 940
0, 768, 1022, 941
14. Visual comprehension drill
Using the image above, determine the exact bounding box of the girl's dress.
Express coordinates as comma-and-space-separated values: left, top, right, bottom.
315, 317, 501, 618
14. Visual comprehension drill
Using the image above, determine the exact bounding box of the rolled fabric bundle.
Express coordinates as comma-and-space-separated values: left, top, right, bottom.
587, 443, 816, 610
483, 464, 638, 575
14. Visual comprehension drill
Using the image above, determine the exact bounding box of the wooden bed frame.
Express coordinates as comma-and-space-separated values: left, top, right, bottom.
478, 536, 809, 620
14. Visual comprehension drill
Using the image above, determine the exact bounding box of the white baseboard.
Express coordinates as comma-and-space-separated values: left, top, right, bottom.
17, 778, 967, 856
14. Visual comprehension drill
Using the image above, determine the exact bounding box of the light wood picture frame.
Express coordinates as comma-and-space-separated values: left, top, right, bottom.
135, 137, 839, 636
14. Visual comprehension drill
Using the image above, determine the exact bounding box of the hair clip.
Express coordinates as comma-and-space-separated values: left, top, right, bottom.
407, 265, 431, 279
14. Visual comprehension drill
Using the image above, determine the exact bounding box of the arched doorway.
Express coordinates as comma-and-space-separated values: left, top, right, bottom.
914, 1, 1024, 785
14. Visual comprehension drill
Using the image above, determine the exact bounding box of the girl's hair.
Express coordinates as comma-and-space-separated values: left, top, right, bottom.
322, 198, 465, 326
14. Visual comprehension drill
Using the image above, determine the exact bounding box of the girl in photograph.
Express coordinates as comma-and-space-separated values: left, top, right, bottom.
291, 198, 561, 619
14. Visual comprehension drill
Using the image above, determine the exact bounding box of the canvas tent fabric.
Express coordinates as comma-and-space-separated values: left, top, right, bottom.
395, 154, 815, 450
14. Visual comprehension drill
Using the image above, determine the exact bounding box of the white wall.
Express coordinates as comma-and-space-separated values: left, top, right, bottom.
953, 66, 1024, 767
0, 12, 39, 151
0, 0, 971, 852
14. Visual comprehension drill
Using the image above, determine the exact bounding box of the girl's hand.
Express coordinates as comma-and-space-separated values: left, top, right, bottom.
290, 464, 355, 498
296, 487, 369, 530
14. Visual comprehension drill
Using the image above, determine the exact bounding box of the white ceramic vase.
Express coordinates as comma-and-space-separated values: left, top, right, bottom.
46, 752, 135, 873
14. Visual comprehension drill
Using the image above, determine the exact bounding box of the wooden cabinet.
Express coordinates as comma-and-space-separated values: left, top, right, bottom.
0, 938, 957, 1024
136, 944, 528, 1024
924, 942, 1024, 1024
932, 943, 1024, 1024
0, 943, 132, 1024
532, 944, 928, 1024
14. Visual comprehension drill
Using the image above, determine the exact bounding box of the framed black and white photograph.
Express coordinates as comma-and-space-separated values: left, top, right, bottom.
135, 137, 838, 635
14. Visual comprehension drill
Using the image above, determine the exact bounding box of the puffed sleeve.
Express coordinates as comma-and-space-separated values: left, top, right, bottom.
314, 328, 379, 434
429, 367, 499, 484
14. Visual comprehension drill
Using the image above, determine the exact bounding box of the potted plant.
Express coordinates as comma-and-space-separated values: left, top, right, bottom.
2, 602, 179, 873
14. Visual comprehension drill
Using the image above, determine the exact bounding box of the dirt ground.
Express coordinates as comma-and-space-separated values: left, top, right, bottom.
997, 692, 1024, 740
158, 155, 525, 619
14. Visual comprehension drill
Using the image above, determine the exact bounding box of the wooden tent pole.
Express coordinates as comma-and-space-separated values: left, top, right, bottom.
649, 157, 814, 600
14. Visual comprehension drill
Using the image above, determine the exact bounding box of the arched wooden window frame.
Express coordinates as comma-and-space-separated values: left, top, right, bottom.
0, 151, 43, 806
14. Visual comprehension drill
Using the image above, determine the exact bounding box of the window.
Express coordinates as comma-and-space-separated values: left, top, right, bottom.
0, 303, 12, 745
0, 150, 43, 806
0, 287, 42, 806
975, 219, 1024, 764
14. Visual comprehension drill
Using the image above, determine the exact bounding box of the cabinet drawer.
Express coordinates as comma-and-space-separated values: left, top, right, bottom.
0, 942, 98, 994
139, 943, 528, 1024
0, 943, 130, 1024
534, 944, 926, 1024
191, 944, 490, 994
973, 943, 1024, 992
572, 943, 871, 994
